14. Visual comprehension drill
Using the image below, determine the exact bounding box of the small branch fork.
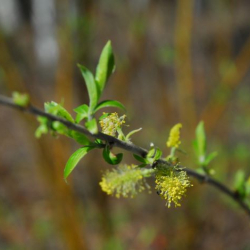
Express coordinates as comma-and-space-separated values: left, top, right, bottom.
0, 94, 250, 217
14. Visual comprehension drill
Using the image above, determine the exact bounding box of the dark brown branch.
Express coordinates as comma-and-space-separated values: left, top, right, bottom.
0, 94, 250, 217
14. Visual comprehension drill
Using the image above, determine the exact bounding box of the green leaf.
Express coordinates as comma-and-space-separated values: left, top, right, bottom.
44, 101, 74, 123
234, 170, 246, 199
99, 112, 110, 121
85, 118, 98, 134
35, 116, 49, 138
69, 131, 90, 145
74, 104, 89, 123
133, 154, 148, 164
103, 146, 123, 165
147, 148, 156, 159
52, 121, 68, 135
64, 146, 96, 180
146, 148, 162, 164
78, 64, 99, 112
195, 121, 206, 160
154, 148, 162, 161
196, 167, 206, 175
95, 138, 103, 144
203, 151, 218, 166
12, 92, 30, 107
94, 100, 125, 113
246, 177, 250, 196
95, 40, 115, 94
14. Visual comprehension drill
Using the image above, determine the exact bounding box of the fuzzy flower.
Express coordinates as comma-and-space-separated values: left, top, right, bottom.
166, 123, 182, 148
155, 166, 192, 208
99, 164, 154, 198
99, 112, 126, 136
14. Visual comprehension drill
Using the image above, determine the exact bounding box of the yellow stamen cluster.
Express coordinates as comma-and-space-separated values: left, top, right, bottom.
99, 164, 153, 198
99, 112, 126, 136
166, 123, 182, 148
155, 167, 192, 208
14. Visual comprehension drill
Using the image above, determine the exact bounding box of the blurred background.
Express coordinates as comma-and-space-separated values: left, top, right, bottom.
0, 0, 250, 249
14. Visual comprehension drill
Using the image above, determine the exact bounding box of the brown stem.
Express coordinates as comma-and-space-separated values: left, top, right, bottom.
1, 94, 250, 217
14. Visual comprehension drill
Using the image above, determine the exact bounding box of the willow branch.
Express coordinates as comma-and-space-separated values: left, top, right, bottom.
0, 94, 250, 217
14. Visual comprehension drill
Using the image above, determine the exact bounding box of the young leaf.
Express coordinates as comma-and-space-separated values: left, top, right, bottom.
12, 92, 30, 107
234, 170, 246, 199
147, 148, 156, 159
153, 148, 162, 161
44, 101, 74, 123
95, 40, 115, 94
64, 146, 96, 180
146, 148, 162, 164
195, 121, 206, 160
99, 112, 110, 121
52, 121, 68, 135
85, 118, 98, 134
246, 177, 250, 196
103, 146, 123, 165
203, 151, 218, 166
69, 131, 90, 145
95, 138, 103, 144
35, 116, 49, 138
94, 100, 125, 113
74, 104, 89, 123
133, 154, 148, 164
78, 64, 99, 112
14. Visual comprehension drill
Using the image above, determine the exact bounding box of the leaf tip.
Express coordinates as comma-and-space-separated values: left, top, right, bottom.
64, 177, 69, 184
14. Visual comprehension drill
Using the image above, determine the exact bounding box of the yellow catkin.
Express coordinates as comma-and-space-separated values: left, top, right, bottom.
155, 168, 192, 208
99, 112, 126, 136
99, 164, 153, 198
166, 123, 182, 148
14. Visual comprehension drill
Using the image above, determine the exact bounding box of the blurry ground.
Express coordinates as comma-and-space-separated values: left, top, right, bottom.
0, 0, 250, 249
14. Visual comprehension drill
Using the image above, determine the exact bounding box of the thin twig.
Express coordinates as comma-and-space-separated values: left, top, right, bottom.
0, 94, 250, 217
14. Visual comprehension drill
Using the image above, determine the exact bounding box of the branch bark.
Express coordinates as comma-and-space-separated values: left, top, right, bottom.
1, 94, 250, 217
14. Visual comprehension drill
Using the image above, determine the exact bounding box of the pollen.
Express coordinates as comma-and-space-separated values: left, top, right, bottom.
155, 167, 192, 208
99, 112, 126, 136
99, 164, 153, 198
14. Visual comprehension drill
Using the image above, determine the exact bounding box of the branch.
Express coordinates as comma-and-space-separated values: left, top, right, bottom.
1, 94, 250, 217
